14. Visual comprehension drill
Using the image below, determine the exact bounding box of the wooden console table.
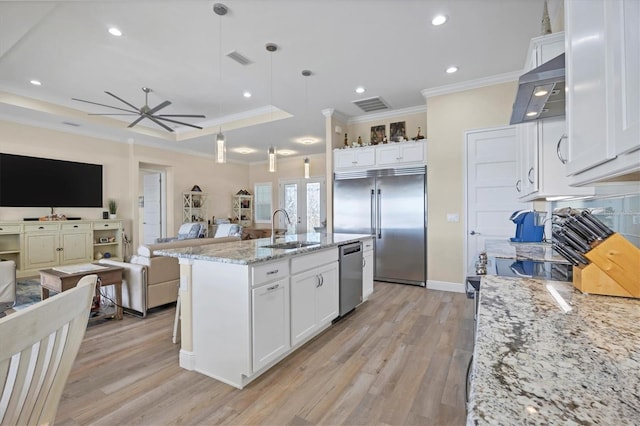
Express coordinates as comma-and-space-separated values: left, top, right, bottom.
39, 264, 124, 320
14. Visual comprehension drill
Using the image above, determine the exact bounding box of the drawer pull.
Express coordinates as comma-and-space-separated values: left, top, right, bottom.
396, 157, 403, 160
266, 269, 279, 275
39, 226, 44, 230
267, 284, 279, 291
73, 225, 79, 228
104, 224, 109, 227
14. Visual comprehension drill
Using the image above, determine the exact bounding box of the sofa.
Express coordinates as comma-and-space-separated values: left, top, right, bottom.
99, 236, 239, 317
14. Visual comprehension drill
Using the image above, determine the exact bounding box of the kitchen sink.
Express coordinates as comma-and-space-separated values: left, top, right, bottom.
262, 241, 318, 250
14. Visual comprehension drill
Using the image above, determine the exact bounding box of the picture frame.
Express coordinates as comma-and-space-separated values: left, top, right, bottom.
370, 125, 386, 145
99, 237, 109, 243
390, 121, 406, 142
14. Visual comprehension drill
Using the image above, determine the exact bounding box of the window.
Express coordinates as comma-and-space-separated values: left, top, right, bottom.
254, 182, 272, 223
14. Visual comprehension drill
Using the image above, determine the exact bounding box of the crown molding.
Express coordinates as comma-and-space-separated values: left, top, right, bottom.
421, 70, 520, 98
321, 108, 349, 123
347, 104, 427, 124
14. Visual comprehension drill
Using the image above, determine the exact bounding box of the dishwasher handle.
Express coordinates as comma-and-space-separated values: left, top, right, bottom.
340, 243, 362, 256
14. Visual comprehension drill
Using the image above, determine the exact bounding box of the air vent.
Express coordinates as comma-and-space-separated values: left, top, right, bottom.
226, 50, 252, 66
352, 96, 390, 113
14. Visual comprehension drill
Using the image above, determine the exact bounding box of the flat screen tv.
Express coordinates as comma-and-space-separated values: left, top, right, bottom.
0, 153, 103, 208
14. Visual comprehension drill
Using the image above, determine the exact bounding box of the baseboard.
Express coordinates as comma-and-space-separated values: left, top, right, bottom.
427, 280, 465, 293
179, 349, 195, 370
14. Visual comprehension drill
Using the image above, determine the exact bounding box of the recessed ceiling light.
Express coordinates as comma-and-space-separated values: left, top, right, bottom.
446, 66, 458, 74
30, 80, 42, 86
526, 111, 538, 117
278, 149, 295, 156
234, 147, 255, 154
243, 91, 252, 98
108, 27, 122, 37
432, 15, 448, 26
299, 138, 316, 145
534, 89, 548, 97
355, 87, 366, 94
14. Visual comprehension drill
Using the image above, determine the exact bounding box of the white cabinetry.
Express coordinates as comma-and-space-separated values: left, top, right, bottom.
290, 257, 339, 347
334, 146, 375, 170
362, 238, 374, 300
0, 220, 123, 277
565, 0, 640, 185
516, 32, 594, 200
252, 278, 290, 372
334, 140, 426, 172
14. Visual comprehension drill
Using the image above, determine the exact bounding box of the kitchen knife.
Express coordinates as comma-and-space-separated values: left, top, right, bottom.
564, 217, 598, 243
557, 241, 590, 266
574, 214, 609, 240
561, 228, 592, 253
552, 229, 584, 253
552, 243, 579, 266
580, 211, 614, 237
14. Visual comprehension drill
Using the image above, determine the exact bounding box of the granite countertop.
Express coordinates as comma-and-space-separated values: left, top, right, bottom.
484, 239, 569, 263
467, 275, 640, 425
154, 232, 373, 265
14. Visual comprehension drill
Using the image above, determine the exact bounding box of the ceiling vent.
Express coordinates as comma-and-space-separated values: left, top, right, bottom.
352, 96, 390, 113
226, 50, 252, 66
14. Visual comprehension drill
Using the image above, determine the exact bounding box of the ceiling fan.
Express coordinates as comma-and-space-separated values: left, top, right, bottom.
72, 87, 205, 132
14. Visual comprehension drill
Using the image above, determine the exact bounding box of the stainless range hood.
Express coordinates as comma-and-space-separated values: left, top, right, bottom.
510, 53, 565, 125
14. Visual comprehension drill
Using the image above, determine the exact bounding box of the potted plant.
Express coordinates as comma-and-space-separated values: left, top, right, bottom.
108, 199, 118, 219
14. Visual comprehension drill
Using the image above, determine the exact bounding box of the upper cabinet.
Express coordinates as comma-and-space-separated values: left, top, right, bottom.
565, 0, 640, 185
334, 140, 426, 172
516, 32, 594, 200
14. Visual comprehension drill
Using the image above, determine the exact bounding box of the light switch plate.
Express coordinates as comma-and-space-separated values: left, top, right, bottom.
446, 213, 459, 222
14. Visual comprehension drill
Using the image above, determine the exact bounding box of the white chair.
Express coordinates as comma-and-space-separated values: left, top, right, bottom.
0, 274, 96, 425
0, 260, 16, 315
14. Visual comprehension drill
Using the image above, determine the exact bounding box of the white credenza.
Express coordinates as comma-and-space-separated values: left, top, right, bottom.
0, 220, 123, 278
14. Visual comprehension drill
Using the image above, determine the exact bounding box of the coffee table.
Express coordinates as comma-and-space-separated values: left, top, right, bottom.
39, 264, 124, 320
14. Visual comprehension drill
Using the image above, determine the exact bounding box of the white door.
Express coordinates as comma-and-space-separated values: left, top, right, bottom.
280, 178, 325, 234
465, 127, 531, 276
142, 172, 162, 244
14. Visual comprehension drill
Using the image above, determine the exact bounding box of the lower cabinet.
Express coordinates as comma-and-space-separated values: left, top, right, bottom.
24, 231, 59, 270
252, 278, 290, 372
291, 261, 339, 347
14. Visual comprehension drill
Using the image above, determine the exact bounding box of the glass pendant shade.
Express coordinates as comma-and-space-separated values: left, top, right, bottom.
215, 131, 226, 163
268, 146, 277, 173
304, 157, 310, 179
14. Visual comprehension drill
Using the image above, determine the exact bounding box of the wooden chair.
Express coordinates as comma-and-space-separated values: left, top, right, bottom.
0, 274, 96, 425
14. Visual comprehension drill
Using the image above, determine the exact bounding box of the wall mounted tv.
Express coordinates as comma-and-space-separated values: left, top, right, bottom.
0, 153, 103, 208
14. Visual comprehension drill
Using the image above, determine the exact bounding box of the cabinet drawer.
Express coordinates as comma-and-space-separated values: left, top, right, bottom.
61, 223, 91, 231
0, 225, 21, 234
252, 260, 289, 286
291, 248, 338, 275
362, 239, 374, 253
25, 223, 59, 232
95, 221, 121, 230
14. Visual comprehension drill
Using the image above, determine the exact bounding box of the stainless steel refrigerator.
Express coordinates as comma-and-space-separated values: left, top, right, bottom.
333, 166, 426, 286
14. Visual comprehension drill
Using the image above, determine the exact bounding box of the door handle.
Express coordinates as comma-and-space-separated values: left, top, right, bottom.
377, 189, 382, 239
370, 189, 375, 236
470, 230, 481, 235
515, 179, 522, 193
527, 167, 535, 184
556, 134, 568, 164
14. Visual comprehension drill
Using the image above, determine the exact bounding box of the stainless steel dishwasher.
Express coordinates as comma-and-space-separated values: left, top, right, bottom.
339, 241, 363, 316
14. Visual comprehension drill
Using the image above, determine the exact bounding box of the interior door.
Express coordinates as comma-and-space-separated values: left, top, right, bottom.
465, 127, 532, 276
142, 172, 162, 244
280, 178, 325, 234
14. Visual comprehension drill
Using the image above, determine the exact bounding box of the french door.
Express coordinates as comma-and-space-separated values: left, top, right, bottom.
279, 178, 325, 234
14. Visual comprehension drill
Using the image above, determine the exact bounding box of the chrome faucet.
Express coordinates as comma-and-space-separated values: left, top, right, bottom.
271, 208, 292, 243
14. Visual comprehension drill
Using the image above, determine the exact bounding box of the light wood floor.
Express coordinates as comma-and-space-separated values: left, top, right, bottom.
55, 282, 474, 426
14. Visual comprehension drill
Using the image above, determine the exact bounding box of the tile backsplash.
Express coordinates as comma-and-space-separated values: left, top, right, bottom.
551, 190, 640, 248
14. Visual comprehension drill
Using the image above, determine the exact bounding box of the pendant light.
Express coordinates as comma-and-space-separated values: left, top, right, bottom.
304, 157, 310, 179
266, 43, 278, 172
214, 3, 227, 163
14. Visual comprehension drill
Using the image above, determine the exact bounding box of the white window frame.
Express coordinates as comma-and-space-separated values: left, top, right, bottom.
254, 182, 273, 223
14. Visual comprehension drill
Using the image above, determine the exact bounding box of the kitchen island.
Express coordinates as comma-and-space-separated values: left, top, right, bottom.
155, 232, 373, 389
467, 274, 640, 425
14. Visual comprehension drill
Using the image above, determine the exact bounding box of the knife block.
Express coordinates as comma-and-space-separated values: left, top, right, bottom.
572, 233, 640, 298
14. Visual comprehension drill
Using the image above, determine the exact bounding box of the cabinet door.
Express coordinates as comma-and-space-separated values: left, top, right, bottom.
60, 232, 92, 265
252, 278, 290, 372
518, 122, 538, 197
363, 251, 374, 300
290, 269, 319, 346
334, 148, 375, 170
24, 233, 59, 269
376, 142, 424, 166
565, 0, 614, 175
315, 262, 339, 326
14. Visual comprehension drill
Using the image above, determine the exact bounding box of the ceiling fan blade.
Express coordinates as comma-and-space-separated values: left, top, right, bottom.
145, 114, 174, 132
105, 91, 140, 111
71, 98, 138, 113
88, 113, 139, 116
147, 100, 171, 115
157, 114, 206, 118
154, 116, 204, 130
127, 116, 146, 128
